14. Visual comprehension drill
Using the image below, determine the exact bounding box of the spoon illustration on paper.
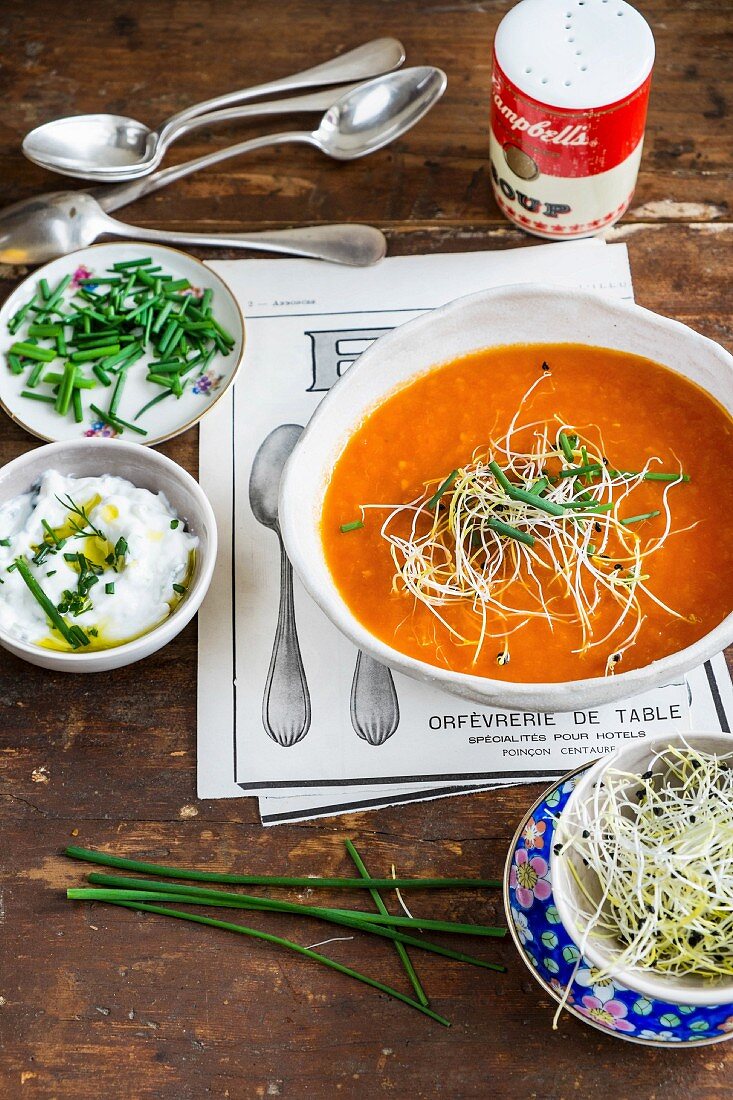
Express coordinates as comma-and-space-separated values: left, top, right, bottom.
250, 422, 400, 748
249, 424, 311, 747
350, 651, 400, 746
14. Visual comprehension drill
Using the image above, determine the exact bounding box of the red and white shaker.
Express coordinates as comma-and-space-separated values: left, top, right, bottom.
490, 0, 655, 239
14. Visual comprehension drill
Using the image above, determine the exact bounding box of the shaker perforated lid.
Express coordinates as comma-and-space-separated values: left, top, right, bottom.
494, 0, 655, 110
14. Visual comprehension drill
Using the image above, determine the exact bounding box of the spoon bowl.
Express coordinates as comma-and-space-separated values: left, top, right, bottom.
23, 115, 155, 176
314, 66, 447, 159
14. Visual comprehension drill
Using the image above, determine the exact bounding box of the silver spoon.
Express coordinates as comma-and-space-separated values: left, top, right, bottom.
0, 68, 445, 266
23, 37, 406, 180
0, 191, 386, 267
20, 83, 365, 185
250, 425, 312, 748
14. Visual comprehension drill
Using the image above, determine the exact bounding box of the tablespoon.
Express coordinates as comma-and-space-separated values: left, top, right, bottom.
21, 83, 366, 185
250, 425, 312, 748
91, 65, 447, 215
22, 37, 406, 180
0, 191, 386, 266
350, 651, 401, 746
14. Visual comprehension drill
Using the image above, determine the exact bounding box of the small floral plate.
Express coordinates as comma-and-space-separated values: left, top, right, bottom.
504, 765, 733, 1047
0, 242, 245, 446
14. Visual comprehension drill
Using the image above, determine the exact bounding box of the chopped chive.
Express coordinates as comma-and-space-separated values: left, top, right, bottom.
105, 582, 115, 595
9, 342, 56, 362
41, 519, 61, 546
134, 390, 174, 420
21, 391, 56, 404
170, 520, 179, 529
621, 510, 661, 526
507, 486, 565, 517
488, 460, 513, 494
558, 463, 603, 479
92, 364, 112, 387
70, 344, 121, 363
340, 520, 364, 533
109, 368, 127, 418
427, 470, 459, 510
559, 432, 575, 462
486, 518, 535, 547
39, 278, 51, 300
26, 360, 45, 388
89, 404, 148, 436
54, 362, 77, 416
72, 388, 84, 424
7, 353, 25, 375
111, 257, 153, 270
172, 583, 186, 594
8, 297, 36, 335
0, 537, 10, 547
13, 556, 79, 648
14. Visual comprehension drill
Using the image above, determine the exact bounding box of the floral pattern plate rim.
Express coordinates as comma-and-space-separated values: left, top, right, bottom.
0, 242, 245, 447
503, 763, 733, 1048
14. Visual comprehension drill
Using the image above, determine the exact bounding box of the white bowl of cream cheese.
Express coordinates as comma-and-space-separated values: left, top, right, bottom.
0, 439, 217, 671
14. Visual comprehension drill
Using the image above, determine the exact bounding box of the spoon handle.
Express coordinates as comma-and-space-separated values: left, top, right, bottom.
94, 131, 312, 213
100, 217, 387, 266
261, 534, 312, 748
157, 84, 362, 154
157, 38, 404, 142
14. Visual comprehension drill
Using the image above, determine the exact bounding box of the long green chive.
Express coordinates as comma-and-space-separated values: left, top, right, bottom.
486, 517, 535, 546
340, 520, 364, 533
63, 847, 501, 889
428, 470, 458, 510
345, 839, 428, 1007
79, 879, 507, 969
621, 510, 661, 526
13, 557, 78, 648
67, 895, 451, 1026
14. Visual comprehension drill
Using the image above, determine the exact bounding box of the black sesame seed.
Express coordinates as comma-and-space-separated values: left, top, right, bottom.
541, 360, 550, 371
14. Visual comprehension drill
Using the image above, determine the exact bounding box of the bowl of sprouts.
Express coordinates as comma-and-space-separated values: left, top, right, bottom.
552, 732, 733, 1007
279, 284, 733, 712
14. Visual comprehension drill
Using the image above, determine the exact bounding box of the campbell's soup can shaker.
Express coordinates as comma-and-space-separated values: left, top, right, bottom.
490, 0, 655, 238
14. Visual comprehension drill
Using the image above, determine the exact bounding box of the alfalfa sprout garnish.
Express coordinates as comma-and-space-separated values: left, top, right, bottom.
558, 742, 733, 983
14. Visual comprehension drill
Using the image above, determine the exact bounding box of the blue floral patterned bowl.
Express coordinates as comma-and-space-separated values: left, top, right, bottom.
504, 765, 733, 1047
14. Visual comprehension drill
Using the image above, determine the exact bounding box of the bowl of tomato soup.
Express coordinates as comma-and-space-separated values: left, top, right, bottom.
279, 285, 733, 712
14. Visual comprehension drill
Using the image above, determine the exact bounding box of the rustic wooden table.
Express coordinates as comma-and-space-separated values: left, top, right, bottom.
1, 2, 731, 1097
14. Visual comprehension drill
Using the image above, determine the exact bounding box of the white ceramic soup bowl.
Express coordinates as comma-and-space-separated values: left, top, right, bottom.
0, 438, 217, 671
278, 284, 733, 712
552, 731, 733, 1007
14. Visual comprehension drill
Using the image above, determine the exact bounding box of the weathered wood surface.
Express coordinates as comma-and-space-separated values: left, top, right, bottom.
0, 2, 731, 1097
